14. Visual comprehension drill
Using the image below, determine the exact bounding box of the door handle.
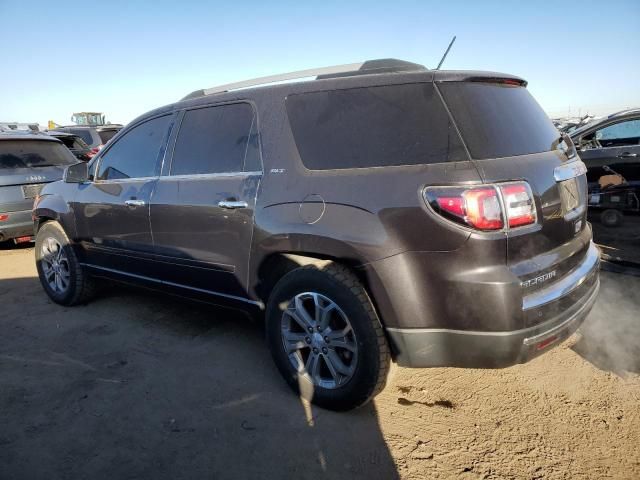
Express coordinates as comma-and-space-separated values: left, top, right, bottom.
218, 200, 248, 209
125, 199, 146, 207
618, 152, 637, 158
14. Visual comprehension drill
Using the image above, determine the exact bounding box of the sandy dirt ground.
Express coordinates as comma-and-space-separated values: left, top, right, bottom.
1, 245, 639, 479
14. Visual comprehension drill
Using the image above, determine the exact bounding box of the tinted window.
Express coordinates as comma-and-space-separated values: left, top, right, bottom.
286, 83, 465, 170
68, 128, 95, 146
0, 140, 76, 169
98, 129, 119, 144
96, 115, 170, 180
72, 137, 89, 150
57, 136, 75, 148
55, 135, 87, 150
439, 82, 559, 160
171, 104, 255, 175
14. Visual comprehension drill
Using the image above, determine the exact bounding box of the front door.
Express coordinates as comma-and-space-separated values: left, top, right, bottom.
73, 114, 173, 277
150, 103, 261, 301
578, 117, 640, 185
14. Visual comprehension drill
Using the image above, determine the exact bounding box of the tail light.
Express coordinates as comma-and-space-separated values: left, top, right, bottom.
0, 214, 9, 222
86, 147, 100, 159
499, 183, 536, 228
424, 181, 536, 231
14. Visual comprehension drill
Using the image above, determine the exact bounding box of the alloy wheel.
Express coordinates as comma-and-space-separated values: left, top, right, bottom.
281, 292, 358, 389
40, 237, 70, 294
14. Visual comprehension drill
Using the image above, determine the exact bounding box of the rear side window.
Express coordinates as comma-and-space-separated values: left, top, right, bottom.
286, 83, 466, 170
171, 103, 256, 175
0, 140, 76, 169
68, 128, 95, 146
96, 115, 171, 180
438, 82, 559, 160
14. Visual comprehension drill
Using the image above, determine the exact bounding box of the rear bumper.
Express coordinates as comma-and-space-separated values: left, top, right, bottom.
386, 242, 600, 368
0, 209, 34, 242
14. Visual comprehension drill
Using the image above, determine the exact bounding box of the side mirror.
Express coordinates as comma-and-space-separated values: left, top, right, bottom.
64, 162, 89, 183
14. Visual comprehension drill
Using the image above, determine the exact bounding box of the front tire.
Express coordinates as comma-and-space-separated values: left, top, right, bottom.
266, 263, 390, 411
35, 221, 95, 306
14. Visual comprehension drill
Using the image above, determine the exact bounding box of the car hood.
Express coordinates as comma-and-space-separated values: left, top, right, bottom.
0, 165, 66, 187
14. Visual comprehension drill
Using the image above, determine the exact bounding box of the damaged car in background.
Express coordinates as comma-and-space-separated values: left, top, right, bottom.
570, 108, 640, 227
570, 108, 640, 270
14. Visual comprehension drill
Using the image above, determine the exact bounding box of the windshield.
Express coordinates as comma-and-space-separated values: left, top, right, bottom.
439, 82, 560, 159
0, 140, 77, 169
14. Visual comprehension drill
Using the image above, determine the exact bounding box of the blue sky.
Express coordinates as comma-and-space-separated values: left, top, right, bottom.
1, 0, 638, 126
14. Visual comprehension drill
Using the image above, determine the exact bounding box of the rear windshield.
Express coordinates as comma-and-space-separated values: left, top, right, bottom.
57, 136, 75, 148
56, 136, 87, 150
98, 129, 118, 144
438, 82, 559, 160
72, 137, 89, 150
0, 140, 77, 169
286, 83, 466, 170
68, 128, 95, 145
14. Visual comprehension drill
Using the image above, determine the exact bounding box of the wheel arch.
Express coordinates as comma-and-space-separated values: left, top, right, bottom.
253, 251, 363, 303
33, 194, 77, 238
252, 249, 397, 358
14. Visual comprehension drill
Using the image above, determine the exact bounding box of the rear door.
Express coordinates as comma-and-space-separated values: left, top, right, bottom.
149, 103, 261, 300
73, 114, 173, 277
438, 81, 589, 272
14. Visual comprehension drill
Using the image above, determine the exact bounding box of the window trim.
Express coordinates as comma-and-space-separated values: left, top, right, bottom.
164, 100, 262, 177
158, 171, 263, 181
93, 112, 174, 182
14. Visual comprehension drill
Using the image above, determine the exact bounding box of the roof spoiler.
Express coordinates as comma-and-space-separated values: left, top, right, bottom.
181, 58, 427, 100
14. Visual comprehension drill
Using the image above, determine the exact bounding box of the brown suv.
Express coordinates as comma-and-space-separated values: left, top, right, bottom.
33, 59, 600, 410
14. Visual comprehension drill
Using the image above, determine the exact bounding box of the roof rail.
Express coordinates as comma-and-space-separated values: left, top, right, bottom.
607, 107, 640, 118
182, 58, 427, 100
0, 122, 41, 132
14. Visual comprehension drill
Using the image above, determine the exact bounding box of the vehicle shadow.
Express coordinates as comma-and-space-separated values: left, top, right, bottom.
0, 240, 34, 250
571, 271, 640, 375
0, 277, 399, 480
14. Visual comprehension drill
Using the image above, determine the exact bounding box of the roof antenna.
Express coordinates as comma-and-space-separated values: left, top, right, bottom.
436, 36, 456, 70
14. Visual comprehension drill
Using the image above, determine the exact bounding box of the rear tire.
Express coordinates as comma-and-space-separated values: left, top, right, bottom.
266, 263, 390, 411
35, 221, 96, 306
601, 209, 623, 228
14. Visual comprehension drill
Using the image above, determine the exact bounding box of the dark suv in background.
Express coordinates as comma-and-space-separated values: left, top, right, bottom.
0, 132, 76, 243
48, 125, 122, 156
33, 59, 600, 410
46, 131, 93, 161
